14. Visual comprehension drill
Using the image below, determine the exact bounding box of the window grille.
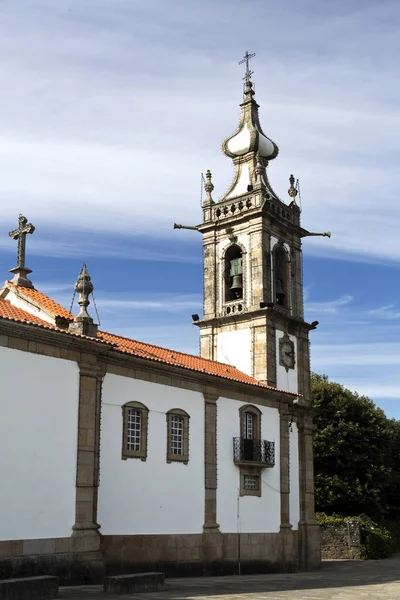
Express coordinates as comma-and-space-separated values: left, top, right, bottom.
244, 412, 253, 439
122, 402, 148, 460
243, 475, 259, 491
127, 408, 141, 451
170, 415, 183, 455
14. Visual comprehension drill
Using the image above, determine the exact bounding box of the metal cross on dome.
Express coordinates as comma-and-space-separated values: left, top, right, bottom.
9, 215, 35, 269
239, 51, 256, 82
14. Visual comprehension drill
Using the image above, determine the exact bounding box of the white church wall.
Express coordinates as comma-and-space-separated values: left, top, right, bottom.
276, 330, 298, 394
98, 374, 204, 535
0, 346, 79, 541
4, 291, 55, 325
217, 397, 281, 533
216, 328, 252, 376
289, 422, 300, 530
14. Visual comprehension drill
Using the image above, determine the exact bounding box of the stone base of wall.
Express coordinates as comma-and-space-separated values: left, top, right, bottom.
0, 551, 104, 586
0, 528, 321, 584
102, 530, 301, 578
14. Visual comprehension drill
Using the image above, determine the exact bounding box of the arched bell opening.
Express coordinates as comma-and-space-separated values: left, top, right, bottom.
224, 244, 243, 302
273, 245, 290, 309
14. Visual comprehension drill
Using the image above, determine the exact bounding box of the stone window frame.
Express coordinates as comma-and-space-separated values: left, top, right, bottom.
272, 241, 291, 311
222, 241, 247, 307
239, 404, 262, 440
238, 405, 263, 497
166, 408, 190, 464
239, 466, 262, 497
121, 401, 149, 461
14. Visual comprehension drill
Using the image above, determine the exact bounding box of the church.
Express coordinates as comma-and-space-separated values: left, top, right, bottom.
0, 60, 322, 583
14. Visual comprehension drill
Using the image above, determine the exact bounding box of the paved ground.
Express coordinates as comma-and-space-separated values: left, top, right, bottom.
60, 556, 400, 599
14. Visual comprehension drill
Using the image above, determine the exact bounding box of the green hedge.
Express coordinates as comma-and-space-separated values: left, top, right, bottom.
316, 512, 395, 559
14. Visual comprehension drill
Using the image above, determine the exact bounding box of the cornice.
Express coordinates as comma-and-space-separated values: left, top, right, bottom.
0, 315, 298, 405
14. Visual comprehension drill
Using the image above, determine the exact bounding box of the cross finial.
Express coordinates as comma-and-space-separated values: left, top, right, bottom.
239, 51, 256, 83
8, 214, 35, 288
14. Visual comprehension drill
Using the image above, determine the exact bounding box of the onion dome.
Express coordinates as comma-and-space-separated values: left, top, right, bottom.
221, 79, 279, 201
222, 81, 279, 161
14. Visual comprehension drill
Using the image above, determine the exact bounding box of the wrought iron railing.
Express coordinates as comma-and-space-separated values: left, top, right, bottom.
233, 437, 275, 467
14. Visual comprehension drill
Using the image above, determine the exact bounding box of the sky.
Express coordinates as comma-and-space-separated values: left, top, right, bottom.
0, 0, 400, 417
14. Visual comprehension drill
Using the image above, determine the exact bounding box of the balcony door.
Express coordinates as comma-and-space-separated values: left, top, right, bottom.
243, 411, 255, 461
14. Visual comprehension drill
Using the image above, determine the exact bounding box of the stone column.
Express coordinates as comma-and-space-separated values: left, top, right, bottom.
71, 356, 105, 552
298, 416, 321, 569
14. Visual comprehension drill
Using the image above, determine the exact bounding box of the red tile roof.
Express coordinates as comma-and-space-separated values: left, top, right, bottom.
0, 298, 59, 327
11, 285, 74, 321
98, 330, 278, 389
0, 287, 297, 395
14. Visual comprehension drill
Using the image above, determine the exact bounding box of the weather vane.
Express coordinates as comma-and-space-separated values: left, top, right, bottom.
239, 51, 256, 83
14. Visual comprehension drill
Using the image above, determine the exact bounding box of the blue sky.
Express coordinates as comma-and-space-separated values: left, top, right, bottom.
1, 0, 400, 417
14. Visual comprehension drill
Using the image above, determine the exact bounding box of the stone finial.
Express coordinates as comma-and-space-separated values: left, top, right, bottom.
68, 264, 98, 338
288, 174, 298, 203
255, 153, 264, 180
8, 215, 35, 288
203, 170, 215, 205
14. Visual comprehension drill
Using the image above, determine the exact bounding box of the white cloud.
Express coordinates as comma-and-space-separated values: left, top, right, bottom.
306, 295, 353, 314
97, 294, 202, 314
0, 1, 400, 262
368, 304, 400, 319
312, 343, 400, 368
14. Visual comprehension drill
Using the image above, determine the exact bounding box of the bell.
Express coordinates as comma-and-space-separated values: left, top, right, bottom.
276, 278, 285, 305
230, 274, 243, 298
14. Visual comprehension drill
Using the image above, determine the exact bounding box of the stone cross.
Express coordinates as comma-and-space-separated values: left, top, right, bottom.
8, 215, 35, 288
9, 215, 35, 269
239, 51, 256, 82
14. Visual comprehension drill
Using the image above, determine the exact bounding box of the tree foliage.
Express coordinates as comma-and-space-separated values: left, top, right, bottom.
311, 373, 400, 521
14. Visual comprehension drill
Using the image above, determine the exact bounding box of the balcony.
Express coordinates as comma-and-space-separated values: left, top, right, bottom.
233, 437, 275, 468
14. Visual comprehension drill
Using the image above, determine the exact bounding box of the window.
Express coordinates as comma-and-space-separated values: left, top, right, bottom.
243, 475, 260, 491
239, 405, 261, 441
237, 405, 263, 496
243, 411, 254, 440
122, 401, 149, 461
166, 409, 190, 464
224, 244, 243, 302
273, 244, 290, 309
240, 469, 261, 497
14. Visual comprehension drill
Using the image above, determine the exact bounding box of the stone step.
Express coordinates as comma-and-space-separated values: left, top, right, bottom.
104, 572, 165, 594
0, 575, 59, 600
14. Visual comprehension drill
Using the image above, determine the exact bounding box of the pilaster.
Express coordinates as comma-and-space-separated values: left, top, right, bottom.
71, 357, 105, 551
298, 415, 321, 569
279, 406, 292, 530
203, 393, 220, 531
297, 330, 311, 401
266, 323, 277, 387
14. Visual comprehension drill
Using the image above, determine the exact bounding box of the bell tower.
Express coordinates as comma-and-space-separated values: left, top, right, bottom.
194, 63, 326, 399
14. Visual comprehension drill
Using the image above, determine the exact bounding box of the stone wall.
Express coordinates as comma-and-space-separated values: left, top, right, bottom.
102, 530, 300, 577
320, 521, 361, 560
